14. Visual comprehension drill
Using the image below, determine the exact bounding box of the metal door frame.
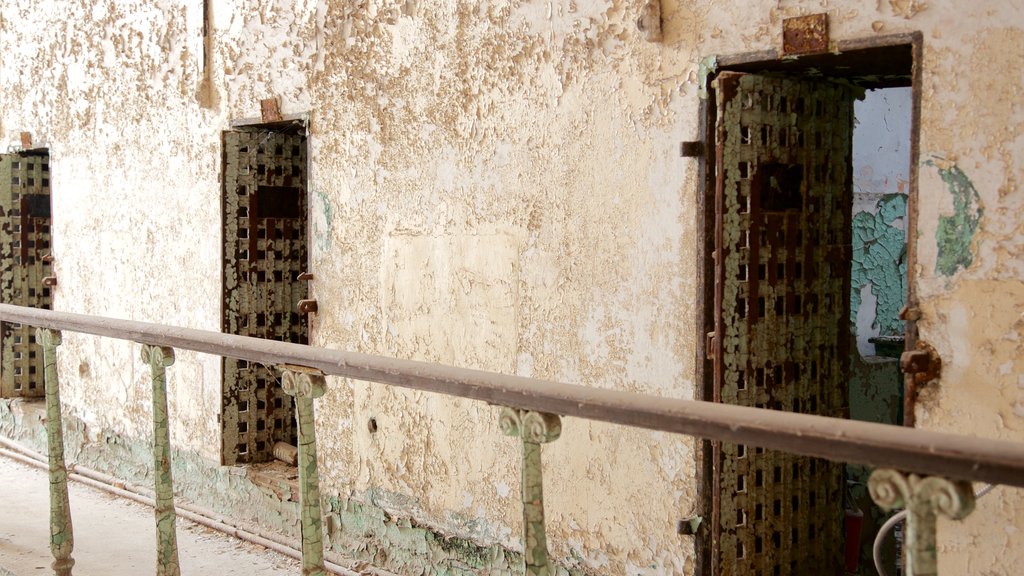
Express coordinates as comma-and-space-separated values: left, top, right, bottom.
693, 33, 922, 575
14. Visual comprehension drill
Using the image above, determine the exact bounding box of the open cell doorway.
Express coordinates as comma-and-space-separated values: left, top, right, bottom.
0, 149, 54, 398
852, 87, 911, 361
221, 123, 310, 466
698, 35, 918, 575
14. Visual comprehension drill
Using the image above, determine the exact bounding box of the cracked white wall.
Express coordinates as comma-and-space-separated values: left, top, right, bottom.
1, 0, 1022, 573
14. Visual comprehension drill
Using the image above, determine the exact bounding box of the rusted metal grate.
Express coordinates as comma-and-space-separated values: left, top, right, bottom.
222, 129, 308, 465
712, 72, 853, 574
0, 152, 53, 398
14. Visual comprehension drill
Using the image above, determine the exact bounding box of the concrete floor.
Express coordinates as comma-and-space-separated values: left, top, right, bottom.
0, 455, 302, 576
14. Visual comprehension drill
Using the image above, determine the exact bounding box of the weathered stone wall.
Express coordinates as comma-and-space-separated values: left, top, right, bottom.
905, 4, 1024, 571
1, 1, 1022, 573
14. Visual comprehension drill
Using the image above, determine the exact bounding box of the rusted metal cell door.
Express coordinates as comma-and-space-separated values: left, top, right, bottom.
0, 151, 54, 398
222, 128, 309, 465
710, 72, 854, 575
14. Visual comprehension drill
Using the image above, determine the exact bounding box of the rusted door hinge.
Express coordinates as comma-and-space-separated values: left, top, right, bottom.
901, 341, 941, 386
681, 141, 705, 157
899, 305, 922, 322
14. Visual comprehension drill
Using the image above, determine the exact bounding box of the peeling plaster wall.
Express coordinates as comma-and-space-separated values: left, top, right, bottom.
2, 1, 1023, 573
852, 87, 910, 357
0, 0, 224, 460
905, 4, 1024, 572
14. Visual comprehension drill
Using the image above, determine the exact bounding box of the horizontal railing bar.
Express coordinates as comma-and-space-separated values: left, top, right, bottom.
3, 303, 1024, 488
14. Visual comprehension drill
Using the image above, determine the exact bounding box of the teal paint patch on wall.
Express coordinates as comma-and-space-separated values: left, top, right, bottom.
929, 160, 983, 277
851, 194, 907, 339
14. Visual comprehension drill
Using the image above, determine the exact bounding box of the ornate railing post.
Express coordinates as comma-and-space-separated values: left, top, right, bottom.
500, 408, 562, 576
280, 365, 327, 576
869, 469, 976, 576
37, 328, 75, 576
141, 344, 180, 576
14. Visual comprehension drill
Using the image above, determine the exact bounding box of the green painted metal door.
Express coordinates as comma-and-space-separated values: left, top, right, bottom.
0, 151, 53, 398
222, 128, 309, 465
711, 72, 854, 575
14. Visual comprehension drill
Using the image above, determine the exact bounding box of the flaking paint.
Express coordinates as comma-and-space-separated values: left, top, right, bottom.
38, 329, 75, 576
851, 194, 908, 342
1, 1, 1022, 573
928, 160, 983, 278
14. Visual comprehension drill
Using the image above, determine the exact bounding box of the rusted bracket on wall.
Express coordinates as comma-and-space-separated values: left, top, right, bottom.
41, 254, 57, 288
782, 13, 829, 56
260, 97, 283, 123
681, 141, 705, 158
901, 341, 941, 387
297, 273, 316, 314
901, 340, 941, 428
637, 1, 663, 43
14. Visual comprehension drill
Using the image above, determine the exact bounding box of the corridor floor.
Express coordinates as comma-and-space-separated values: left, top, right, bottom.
0, 454, 300, 575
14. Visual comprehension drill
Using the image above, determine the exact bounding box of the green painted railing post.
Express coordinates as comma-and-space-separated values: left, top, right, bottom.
280, 365, 327, 576
869, 469, 976, 576
37, 328, 75, 576
141, 344, 180, 576
500, 408, 562, 576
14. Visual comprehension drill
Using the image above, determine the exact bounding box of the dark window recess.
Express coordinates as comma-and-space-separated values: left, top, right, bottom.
755, 163, 804, 212
254, 186, 303, 219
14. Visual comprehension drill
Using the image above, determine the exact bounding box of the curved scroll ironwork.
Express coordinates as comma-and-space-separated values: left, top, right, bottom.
501, 407, 562, 576
141, 344, 180, 576
869, 468, 976, 576
280, 366, 327, 576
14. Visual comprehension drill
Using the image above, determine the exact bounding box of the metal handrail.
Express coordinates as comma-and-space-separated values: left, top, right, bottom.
2, 302, 1016, 576
2, 303, 1022, 487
